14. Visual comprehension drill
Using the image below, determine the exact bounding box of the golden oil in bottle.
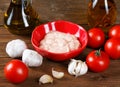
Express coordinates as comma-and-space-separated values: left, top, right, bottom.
4, 0, 41, 36
87, 0, 117, 34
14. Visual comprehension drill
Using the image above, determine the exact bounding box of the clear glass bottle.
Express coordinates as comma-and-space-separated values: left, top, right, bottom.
4, 0, 41, 36
87, 0, 117, 34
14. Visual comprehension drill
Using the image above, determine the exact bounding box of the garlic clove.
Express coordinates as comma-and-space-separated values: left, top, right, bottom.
68, 59, 77, 75
80, 62, 88, 75
75, 61, 82, 77
39, 74, 53, 84
68, 59, 88, 77
75, 60, 82, 74
52, 68, 64, 79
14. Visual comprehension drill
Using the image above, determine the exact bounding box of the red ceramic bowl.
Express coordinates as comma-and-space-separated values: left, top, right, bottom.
31, 20, 88, 61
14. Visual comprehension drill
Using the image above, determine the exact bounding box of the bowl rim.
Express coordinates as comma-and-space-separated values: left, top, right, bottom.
31, 20, 88, 55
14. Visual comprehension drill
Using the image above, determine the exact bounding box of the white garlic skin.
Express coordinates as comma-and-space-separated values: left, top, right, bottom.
22, 49, 43, 67
6, 39, 27, 58
68, 59, 78, 75
52, 68, 64, 79
68, 59, 88, 77
39, 74, 53, 84
79, 62, 88, 75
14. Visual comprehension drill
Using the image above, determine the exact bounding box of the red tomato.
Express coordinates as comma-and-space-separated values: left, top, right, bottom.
109, 24, 120, 38
86, 50, 110, 72
104, 38, 120, 59
4, 59, 28, 84
87, 28, 105, 48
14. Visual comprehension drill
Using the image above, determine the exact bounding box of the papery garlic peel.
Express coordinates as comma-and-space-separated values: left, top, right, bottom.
68, 59, 88, 77
6, 39, 27, 58
22, 49, 43, 67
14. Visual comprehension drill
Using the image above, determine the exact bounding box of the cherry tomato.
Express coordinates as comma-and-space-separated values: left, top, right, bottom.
104, 38, 120, 59
86, 50, 110, 72
87, 28, 105, 48
109, 24, 120, 38
4, 59, 28, 84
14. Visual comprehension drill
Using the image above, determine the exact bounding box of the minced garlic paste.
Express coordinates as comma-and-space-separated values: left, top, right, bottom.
39, 31, 81, 53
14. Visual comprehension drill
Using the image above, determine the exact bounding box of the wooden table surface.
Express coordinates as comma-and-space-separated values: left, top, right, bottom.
1, 0, 120, 87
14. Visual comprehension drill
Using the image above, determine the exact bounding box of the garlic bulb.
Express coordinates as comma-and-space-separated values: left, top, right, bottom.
6, 39, 27, 58
39, 74, 53, 84
68, 59, 88, 77
52, 68, 64, 79
22, 49, 43, 67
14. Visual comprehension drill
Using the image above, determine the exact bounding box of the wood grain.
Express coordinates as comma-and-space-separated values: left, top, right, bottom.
1, 25, 120, 87
0, 0, 120, 25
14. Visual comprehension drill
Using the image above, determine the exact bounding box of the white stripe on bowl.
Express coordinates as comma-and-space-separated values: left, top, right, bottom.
44, 24, 50, 33
51, 22, 56, 31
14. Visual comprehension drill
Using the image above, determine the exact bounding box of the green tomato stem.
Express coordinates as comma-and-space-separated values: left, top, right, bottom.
95, 49, 101, 56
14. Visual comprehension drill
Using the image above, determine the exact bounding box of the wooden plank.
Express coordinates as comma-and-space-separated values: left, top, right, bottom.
0, 26, 14, 35
1, 56, 120, 87
1, 0, 120, 87
0, 35, 31, 43
1, 0, 120, 25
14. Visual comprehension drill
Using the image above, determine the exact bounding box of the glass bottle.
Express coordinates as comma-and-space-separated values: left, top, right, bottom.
87, 0, 117, 34
4, 0, 41, 36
